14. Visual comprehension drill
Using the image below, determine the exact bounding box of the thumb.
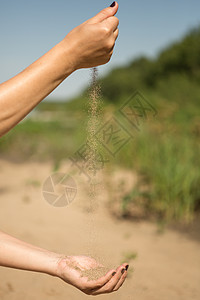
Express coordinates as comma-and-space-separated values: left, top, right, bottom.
88, 1, 118, 24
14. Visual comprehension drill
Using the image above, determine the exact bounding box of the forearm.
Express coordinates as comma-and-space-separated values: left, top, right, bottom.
0, 231, 61, 276
0, 3, 119, 138
0, 40, 75, 137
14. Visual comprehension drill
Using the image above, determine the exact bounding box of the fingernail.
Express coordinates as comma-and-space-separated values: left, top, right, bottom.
112, 272, 116, 276
121, 268, 125, 274
125, 265, 129, 271
110, 1, 116, 7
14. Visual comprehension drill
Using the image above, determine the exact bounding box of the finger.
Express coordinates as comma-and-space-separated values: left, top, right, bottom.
114, 28, 119, 41
91, 265, 125, 295
102, 16, 119, 32
87, 2, 119, 24
113, 269, 128, 291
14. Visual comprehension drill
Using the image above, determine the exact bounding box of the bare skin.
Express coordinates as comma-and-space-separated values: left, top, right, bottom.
0, 2, 129, 296
58, 256, 128, 295
0, 231, 128, 295
0, 3, 119, 137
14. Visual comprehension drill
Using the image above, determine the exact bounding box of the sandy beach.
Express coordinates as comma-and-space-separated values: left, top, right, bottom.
0, 159, 199, 300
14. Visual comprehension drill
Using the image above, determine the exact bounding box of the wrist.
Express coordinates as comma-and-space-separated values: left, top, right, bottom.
57, 38, 79, 76
54, 255, 68, 280
40, 251, 66, 278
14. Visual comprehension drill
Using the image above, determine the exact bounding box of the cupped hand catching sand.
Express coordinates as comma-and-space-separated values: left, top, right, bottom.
57, 255, 129, 295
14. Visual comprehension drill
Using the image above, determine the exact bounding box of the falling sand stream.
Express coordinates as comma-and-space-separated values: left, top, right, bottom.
65, 68, 113, 280
81, 67, 111, 280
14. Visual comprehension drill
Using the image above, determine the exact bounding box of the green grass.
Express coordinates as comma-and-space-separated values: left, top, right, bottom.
0, 115, 87, 163
0, 91, 199, 224
116, 93, 200, 223
137, 132, 199, 222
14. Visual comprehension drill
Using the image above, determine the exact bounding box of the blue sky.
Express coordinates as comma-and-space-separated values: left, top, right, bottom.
1, 0, 200, 101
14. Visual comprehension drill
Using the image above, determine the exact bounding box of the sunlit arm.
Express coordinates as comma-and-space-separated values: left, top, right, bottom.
0, 41, 75, 137
0, 3, 119, 138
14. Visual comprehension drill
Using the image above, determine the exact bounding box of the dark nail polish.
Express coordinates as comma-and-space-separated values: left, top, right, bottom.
121, 268, 125, 274
125, 265, 129, 271
112, 272, 116, 276
110, 1, 116, 7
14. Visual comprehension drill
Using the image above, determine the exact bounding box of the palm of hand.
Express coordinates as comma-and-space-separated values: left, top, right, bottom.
57, 255, 128, 295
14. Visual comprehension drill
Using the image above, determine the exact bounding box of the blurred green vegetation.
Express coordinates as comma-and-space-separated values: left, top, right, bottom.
1, 27, 200, 223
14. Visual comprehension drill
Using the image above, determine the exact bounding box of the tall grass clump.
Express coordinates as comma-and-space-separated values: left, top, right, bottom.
119, 125, 200, 223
